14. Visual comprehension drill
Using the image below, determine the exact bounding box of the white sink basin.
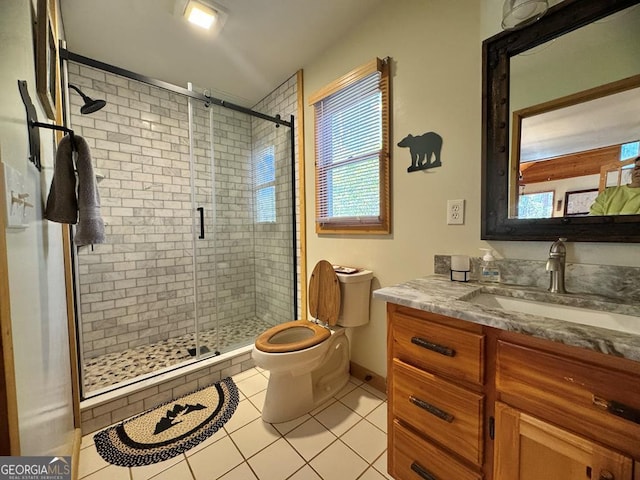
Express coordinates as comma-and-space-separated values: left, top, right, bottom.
469, 293, 640, 336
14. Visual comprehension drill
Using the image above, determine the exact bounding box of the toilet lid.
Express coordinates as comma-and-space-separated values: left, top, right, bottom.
308, 260, 341, 326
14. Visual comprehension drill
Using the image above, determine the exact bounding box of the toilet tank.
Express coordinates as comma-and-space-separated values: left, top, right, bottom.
335, 269, 373, 327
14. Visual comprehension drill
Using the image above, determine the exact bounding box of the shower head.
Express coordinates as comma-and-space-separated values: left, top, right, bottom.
68, 84, 107, 115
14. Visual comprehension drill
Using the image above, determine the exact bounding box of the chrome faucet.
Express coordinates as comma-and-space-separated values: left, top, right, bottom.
546, 238, 567, 294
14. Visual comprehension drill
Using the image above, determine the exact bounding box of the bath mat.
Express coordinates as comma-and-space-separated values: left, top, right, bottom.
94, 377, 239, 467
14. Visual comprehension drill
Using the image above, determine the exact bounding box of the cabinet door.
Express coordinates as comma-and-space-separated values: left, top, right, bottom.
493, 402, 633, 480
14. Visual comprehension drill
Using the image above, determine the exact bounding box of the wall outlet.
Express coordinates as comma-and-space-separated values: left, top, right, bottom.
447, 199, 465, 225
3, 162, 30, 229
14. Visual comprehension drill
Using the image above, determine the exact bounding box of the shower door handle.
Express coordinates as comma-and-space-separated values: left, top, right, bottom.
197, 207, 204, 239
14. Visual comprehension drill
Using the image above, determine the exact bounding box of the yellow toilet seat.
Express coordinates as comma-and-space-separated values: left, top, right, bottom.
254, 260, 341, 354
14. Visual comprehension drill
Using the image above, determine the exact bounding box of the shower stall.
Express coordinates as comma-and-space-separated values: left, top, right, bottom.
63, 53, 298, 398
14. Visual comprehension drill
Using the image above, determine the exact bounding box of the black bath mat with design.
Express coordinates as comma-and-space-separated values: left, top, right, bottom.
94, 376, 239, 467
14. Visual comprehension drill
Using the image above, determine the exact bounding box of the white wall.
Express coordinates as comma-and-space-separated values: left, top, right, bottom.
0, 1, 75, 454
302, 0, 640, 378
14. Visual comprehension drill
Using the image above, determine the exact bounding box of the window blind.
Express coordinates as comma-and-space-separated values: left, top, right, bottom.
314, 70, 382, 224
254, 145, 276, 222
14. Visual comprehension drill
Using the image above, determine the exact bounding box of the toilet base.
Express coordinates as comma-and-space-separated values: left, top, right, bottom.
259, 334, 350, 424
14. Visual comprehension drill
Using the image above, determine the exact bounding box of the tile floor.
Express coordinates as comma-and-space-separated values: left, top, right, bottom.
78, 368, 391, 480
84, 318, 274, 393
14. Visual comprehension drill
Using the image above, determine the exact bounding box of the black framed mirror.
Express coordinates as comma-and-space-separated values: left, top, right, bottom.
482, 0, 640, 242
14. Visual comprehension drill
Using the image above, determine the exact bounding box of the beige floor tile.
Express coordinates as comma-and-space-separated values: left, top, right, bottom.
284, 417, 336, 461
359, 466, 388, 480
287, 465, 322, 480
333, 379, 359, 399
130, 455, 186, 480
228, 417, 280, 458
184, 426, 227, 456
360, 382, 387, 401
309, 396, 337, 416
340, 419, 387, 463
217, 462, 258, 480
247, 438, 305, 480
222, 399, 261, 433
235, 372, 268, 398
247, 390, 266, 413
271, 412, 310, 436
187, 436, 244, 480
339, 387, 383, 417
232, 368, 261, 383
365, 402, 387, 433
309, 440, 368, 480
373, 452, 392, 479
81, 464, 130, 480
313, 400, 362, 437
148, 460, 194, 480
78, 446, 111, 479
81, 433, 96, 449
79, 376, 390, 480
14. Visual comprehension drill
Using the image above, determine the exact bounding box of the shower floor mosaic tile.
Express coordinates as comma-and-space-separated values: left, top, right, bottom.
83, 318, 275, 393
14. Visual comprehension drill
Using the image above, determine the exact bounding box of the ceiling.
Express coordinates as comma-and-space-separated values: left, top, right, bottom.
520, 85, 640, 162
60, 0, 383, 107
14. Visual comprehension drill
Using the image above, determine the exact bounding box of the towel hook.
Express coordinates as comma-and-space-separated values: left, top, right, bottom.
18, 79, 77, 171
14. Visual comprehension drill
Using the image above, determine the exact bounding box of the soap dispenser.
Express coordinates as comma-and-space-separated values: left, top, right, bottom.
479, 248, 501, 283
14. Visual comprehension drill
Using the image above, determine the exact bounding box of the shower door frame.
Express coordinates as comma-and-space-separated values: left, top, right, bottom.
60, 49, 298, 400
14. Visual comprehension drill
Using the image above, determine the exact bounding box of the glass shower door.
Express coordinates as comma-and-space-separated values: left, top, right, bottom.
190, 98, 296, 357
70, 64, 201, 396
189, 93, 219, 359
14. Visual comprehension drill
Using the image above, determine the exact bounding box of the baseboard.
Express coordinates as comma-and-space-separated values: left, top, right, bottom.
349, 361, 386, 394
71, 428, 82, 480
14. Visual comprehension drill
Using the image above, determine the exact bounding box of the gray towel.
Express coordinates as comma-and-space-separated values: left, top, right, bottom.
45, 135, 77, 223
45, 134, 105, 246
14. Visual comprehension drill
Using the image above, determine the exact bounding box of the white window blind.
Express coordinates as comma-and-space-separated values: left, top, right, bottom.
254, 145, 276, 223
314, 69, 383, 225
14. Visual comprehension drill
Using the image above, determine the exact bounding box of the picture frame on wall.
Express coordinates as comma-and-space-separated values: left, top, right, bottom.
564, 188, 599, 216
36, 0, 57, 120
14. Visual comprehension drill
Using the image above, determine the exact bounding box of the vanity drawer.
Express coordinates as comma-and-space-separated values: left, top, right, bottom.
391, 420, 483, 480
391, 311, 485, 385
497, 341, 640, 459
391, 358, 484, 466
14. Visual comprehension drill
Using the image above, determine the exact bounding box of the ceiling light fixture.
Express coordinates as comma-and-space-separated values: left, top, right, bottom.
502, 0, 549, 30
184, 0, 218, 30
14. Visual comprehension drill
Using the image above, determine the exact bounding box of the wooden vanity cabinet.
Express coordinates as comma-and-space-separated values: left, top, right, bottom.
386, 303, 640, 480
387, 304, 488, 479
493, 402, 633, 480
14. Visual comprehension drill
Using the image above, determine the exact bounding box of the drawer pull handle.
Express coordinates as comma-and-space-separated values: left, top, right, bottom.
411, 336, 456, 357
410, 461, 438, 480
592, 395, 640, 425
598, 471, 614, 480
409, 395, 454, 423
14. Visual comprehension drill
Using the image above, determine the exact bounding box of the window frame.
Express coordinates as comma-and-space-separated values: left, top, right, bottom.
310, 57, 391, 234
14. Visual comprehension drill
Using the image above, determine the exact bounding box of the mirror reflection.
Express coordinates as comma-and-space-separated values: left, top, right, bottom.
508, 5, 640, 219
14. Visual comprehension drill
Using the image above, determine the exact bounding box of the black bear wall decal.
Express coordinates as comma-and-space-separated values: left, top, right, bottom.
398, 132, 443, 172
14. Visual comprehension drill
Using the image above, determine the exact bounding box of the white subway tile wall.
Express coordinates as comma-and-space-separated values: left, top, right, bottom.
68, 63, 300, 421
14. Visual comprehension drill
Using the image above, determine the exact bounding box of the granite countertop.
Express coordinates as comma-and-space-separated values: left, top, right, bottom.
373, 275, 640, 362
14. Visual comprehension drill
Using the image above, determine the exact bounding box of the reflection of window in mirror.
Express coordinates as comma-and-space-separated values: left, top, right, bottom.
590, 156, 640, 215
621, 140, 640, 160
518, 191, 554, 219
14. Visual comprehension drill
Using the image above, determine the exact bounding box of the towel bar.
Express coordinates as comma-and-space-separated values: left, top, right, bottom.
18, 79, 76, 172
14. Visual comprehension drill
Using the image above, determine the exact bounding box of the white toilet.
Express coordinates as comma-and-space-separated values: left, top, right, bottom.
252, 260, 373, 423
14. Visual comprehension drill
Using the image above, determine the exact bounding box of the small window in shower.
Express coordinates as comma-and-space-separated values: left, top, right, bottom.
255, 145, 276, 223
